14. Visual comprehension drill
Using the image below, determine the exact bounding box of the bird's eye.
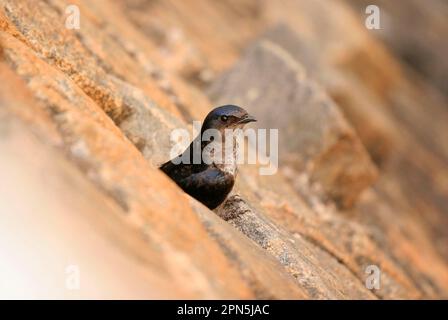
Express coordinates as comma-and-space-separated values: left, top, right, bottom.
220, 115, 228, 122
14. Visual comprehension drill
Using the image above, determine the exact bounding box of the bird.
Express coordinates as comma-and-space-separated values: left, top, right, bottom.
160, 105, 256, 209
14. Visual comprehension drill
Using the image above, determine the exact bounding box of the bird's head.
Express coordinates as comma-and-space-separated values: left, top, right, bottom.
201, 105, 256, 133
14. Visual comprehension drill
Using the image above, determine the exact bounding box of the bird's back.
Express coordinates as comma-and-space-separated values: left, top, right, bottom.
160, 140, 235, 209
160, 140, 201, 180
159, 104, 255, 209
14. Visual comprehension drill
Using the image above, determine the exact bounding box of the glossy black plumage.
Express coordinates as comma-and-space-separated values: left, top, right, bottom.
160, 105, 256, 209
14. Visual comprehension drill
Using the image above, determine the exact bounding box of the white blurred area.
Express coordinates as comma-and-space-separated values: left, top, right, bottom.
0, 120, 173, 299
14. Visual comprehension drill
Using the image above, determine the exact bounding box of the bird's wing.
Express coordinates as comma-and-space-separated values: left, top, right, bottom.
160, 137, 204, 178
160, 158, 177, 175
178, 166, 234, 209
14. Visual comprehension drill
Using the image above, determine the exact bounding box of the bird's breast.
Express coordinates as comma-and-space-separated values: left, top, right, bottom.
213, 140, 239, 176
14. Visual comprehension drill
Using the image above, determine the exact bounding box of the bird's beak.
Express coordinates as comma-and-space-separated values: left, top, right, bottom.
237, 114, 257, 124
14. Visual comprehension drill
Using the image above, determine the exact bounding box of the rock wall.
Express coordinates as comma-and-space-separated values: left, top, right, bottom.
0, 0, 447, 299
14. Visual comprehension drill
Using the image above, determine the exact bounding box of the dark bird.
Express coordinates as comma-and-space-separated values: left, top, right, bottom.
160, 105, 256, 209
